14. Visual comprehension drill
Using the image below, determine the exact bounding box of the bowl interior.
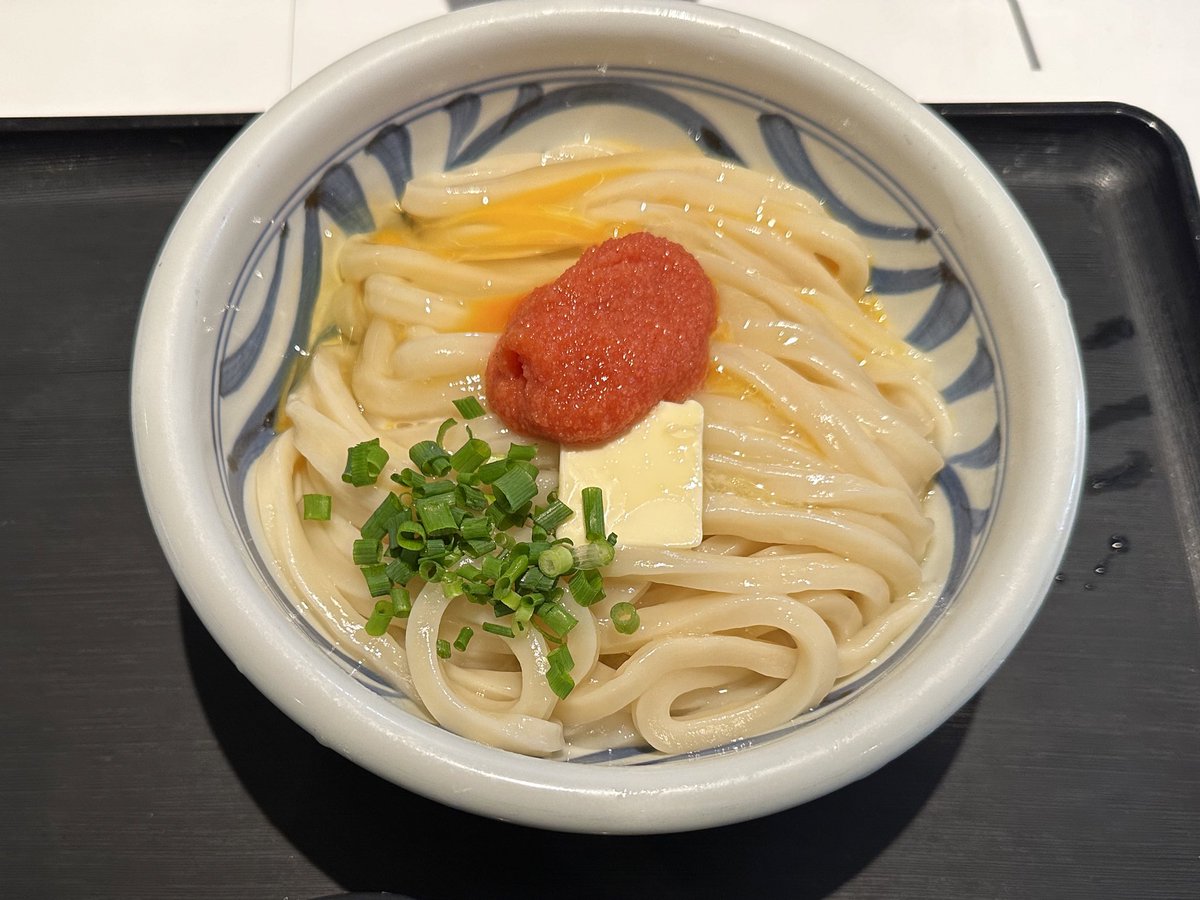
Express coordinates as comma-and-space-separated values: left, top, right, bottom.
133, 1, 1082, 832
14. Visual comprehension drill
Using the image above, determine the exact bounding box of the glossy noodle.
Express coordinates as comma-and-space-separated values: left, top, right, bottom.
250, 144, 950, 757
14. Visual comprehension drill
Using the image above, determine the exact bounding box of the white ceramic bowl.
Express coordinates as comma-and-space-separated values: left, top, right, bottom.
132, 0, 1085, 833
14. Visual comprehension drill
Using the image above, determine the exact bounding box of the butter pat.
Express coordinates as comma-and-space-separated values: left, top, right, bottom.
558, 400, 704, 549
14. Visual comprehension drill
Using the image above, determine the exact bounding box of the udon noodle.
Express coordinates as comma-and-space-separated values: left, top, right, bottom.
251, 143, 950, 757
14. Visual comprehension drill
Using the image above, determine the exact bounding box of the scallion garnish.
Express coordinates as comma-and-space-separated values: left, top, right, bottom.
519, 566, 557, 594
416, 479, 456, 499
568, 568, 605, 607
364, 598, 396, 636
339, 400, 619, 697
302, 493, 332, 521
393, 520, 425, 552
415, 498, 457, 537
546, 641, 576, 698
390, 586, 412, 618
537, 600, 578, 640
533, 500, 574, 533
453, 396, 486, 419
582, 486, 605, 542
418, 558, 445, 582
506, 442, 537, 462
351, 537, 382, 566
342, 438, 389, 486
610, 601, 640, 635
571, 539, 616, 570
360, 492, 402, 540
514, 597, 536, 628
360, 563, 391, 598
491, 466, 538, 511
449, 438, 491, 474
546, 664, 575, 700
409, 440, 452, 477
474, 458, 509, 485
385, 557, 415, 585
537, 544, 574, 578
548, 644, 574, 675
435, 417, 457, 448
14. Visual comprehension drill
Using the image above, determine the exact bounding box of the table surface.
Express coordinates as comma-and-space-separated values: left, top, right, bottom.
6, 0, 1199, 178
3, 106, 1200, 898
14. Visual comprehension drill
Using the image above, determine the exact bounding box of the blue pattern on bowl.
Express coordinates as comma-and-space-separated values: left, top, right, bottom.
211, 66, 1004, 763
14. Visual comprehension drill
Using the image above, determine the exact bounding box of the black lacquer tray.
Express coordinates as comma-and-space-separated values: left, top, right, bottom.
2, 105, 1198, 899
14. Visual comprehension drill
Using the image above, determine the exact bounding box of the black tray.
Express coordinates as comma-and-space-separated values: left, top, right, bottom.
3, 105, 1199, 899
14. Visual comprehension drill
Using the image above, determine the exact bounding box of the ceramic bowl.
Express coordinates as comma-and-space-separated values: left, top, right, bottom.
131, 0, 1085, 833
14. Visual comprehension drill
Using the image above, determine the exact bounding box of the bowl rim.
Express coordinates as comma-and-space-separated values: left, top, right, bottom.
131, 0, 1086, 834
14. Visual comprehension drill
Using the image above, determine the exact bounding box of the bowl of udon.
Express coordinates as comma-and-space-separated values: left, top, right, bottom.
131, 0, 1085, 833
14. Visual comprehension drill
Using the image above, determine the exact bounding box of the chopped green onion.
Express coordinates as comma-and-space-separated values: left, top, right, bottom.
393, 520, 426, 551
568, 568, 605, 607
464, 537, 497, 557
480, 555, 503, 581
475, 458, 509, 485
302, 493, 331, 520
422, 537, 448, 559
360, 491, 403, 540
519, 566, 556, 594
533, 500, 573, 533
571, 539, 615, 570
548, 644, 574, 674
390, 586, 412, 618
525, 540, 552, 559
351, 537, 382, 566
486, 504, 520, 531
546, 665, 575, 699
342, 438, 389, 486
491, 466, 538, 511
449, 438, 491, 474
537, 600, 578, 639
463, 581, 492, 601
385, 557, 415, 585
510, 459, 539, 481
340, 402, 628, 697
456, 562, 483, 581
360, 563, 391, 597
582, 486, 605, 542
506, 442, 537, 462
435, 417, 457, 448
611, 601, 640, 635
364, 598, 395, 636
537, 544, 574, 578
456, 482, 488, 511
415, 498, 458, 537
415, 479, 456, 499
545, 640, 575, 697
409, 440, 452, 477
460, 516, 491, 542
513, 597, 536, 630
392, 468, 424, 490
418, 558, 445, 582
453, 396, 486, 419
503, 553, 530, 580
493, 576, 522, 609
